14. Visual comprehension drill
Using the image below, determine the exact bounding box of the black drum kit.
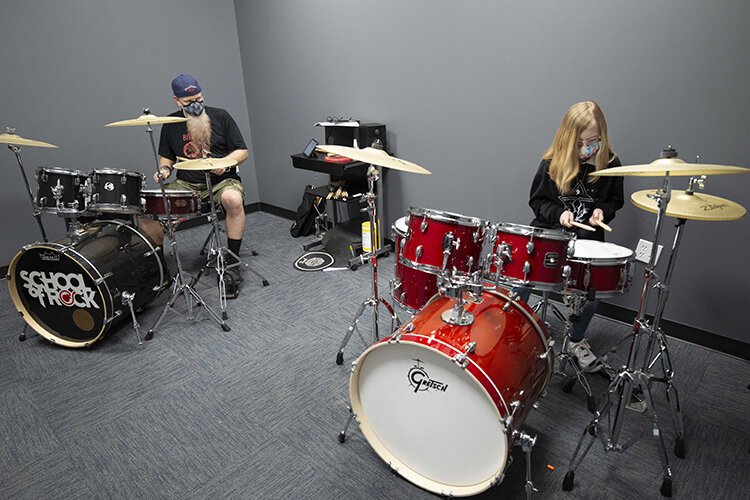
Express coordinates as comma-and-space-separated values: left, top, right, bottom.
4, 110, 267, 347
319, 144, 748, 497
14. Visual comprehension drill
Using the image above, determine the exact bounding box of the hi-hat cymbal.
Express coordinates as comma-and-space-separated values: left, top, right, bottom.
0, 130, 58, 148
104, 113, 187, 127
631, 189, 746, 221
173, 157, 237, 171
315, 145, 431, 175
590, 157, 750, 177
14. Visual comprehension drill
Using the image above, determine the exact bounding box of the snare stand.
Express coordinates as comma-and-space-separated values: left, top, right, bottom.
139, 115, 230, 339
563, 158, 686, 497
335, 166, 399, 365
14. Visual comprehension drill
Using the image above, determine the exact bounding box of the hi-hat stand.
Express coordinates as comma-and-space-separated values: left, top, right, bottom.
139, 114, 229, 339
190, 166, 269, 320
563, 152, 686, 498
335, 166, 399, 365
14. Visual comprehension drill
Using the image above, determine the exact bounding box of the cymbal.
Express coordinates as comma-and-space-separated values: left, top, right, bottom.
315, 145, 431, 175
104, 113, 187, 127
0, 131, 58, 148
631, 189, 746, 221
590, 157, 750, 177
173, 157, 237, 171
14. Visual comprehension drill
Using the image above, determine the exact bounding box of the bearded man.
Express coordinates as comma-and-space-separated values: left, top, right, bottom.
153, 74, 249, 296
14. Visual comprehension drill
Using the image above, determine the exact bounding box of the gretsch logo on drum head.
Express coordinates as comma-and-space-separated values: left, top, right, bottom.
104, 182, 115, 191
408, 359, 448, 393
19, 270, 100, 309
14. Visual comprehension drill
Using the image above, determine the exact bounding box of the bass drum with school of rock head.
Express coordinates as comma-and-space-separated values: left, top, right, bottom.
7, 220, 168, 348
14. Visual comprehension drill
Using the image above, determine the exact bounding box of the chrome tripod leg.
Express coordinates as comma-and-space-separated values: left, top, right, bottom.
336, 298, 374, 365
562, 418, 601, 492
122, 291, 143, 346
517, 433, 538, 499
338, 405, 355, 443
640, 378, 674, 497
653, 332, 686, 458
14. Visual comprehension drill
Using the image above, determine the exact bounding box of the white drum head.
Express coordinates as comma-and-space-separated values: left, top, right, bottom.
394, 216, 409, 235
351, 340, 507, 496
573, 240, 633, 259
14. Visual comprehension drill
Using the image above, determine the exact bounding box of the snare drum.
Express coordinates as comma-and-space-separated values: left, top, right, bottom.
401, 207, 485, 276
35, 166, 88, 214
487, 222, 573, 291
350, 288, 551, 497
7, 220, 168, 348
391, 216, 439, 313
88, 168, 143, 214
566, 240, 634, 298
141, 189, 201, 220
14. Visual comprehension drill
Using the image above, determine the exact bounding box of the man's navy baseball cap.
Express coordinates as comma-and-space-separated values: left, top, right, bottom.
171, 74, 202, 97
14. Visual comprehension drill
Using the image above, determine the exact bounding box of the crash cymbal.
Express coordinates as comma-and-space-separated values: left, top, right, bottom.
315, 145, 431, 175
590, 157, 750, 177
173, 157, 237, 171
104, 113, 187, 127
0, 129, 58, 148
631, 189, 746, 221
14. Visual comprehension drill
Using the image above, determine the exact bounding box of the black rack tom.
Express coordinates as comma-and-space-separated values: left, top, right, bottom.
88, 168, 143, 214
35, 166, 88, 214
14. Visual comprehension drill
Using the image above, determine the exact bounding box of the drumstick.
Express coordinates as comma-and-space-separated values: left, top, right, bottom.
595, 220, 613, 232
570, 221, 596, 232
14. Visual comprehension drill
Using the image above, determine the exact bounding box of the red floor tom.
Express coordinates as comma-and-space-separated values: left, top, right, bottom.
391, 216, 439, 313
350, 288, 551, 496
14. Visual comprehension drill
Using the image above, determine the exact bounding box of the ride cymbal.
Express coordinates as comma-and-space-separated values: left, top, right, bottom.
0, 129, 58, 148
173, 157, 237, 171
631, 189, 746, 221
590, 157, 750, 177
315, 145, 431, 175
105, 113, 187, 127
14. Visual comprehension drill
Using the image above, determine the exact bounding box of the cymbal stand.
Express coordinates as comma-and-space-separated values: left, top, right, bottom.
191, 168, 269, 320
335, 166, 399, 365
563, 152, 682, 497
140, 114, 229, 339
9, 137, 48, 342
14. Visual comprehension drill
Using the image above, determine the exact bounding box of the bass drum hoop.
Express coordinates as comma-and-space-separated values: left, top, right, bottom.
349, 289, 551, 497
7, 242, 112, 348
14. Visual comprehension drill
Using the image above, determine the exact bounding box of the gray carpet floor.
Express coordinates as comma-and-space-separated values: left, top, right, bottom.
1, 212, 748, 499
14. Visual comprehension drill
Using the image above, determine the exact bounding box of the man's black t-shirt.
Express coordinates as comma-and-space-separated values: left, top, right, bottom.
158, 106, 247, 184
529, 156, 624, 241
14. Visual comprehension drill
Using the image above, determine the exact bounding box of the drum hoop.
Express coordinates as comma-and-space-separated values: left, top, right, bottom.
91, 168, 143, 178
398, 255, 443, 275
7, 242, 111, 348
350, 339, 509, 495
141, 189, 199, 198
496, 222, 573, 242
407, 207, 484, 227
568, 254, 634, 266
87, 203, 142, 214
485, 275, 565, 292
37, 166, 87, 177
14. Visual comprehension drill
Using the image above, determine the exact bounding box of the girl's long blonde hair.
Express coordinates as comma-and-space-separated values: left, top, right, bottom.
542, 101, 615, 194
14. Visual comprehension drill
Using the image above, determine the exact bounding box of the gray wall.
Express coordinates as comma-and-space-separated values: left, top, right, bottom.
0, 0, 258, 264
235, 0, 750, 343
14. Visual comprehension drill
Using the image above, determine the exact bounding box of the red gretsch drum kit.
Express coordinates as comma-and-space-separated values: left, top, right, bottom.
322, 144, 748, 498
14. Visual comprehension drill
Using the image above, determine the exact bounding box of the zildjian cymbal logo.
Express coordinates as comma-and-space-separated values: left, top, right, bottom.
408, 359, 448, 394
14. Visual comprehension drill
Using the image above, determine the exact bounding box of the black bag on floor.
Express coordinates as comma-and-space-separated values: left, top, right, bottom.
290, 186, 325, 237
